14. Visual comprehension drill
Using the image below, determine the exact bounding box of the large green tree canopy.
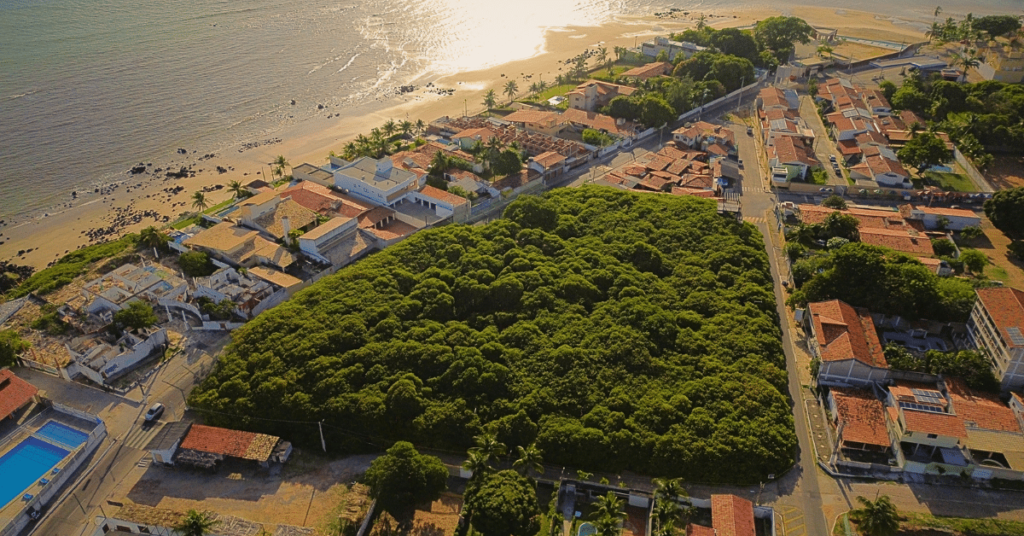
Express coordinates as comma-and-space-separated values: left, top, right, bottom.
464, 470, 540, 536
190, 188, 796, 482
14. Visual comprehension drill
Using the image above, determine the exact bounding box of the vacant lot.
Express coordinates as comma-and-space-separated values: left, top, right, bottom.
985, 154, 1024, 190
924, 171, 975, 192
127, 451, 375, 532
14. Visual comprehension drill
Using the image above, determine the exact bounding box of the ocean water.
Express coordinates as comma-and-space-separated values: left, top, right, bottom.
0, 0, 1016, 218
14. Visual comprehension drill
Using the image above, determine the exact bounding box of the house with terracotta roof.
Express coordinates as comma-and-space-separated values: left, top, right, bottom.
173, 424, 292, 469
452, 127, 499, 150
858, 228, 934, 256
182, 221, 296, 271
883, 380, 971, 473
685, 494, 756, 536
567, 80, 637, 112
757, 86, 799, 111
828, 388, 893, 463
529, 151, 568, 181
560, 107, 632, 137
0, 370, 38, 422
899, 204, 981, 231
948, 378, 1024, 479
804, 300, 889, 387
408, 185, 471, 222
621, 61, 673, 80
968, 287, 1024, 392
502, 109, 566, 136
848, 146, 910, 189
767, 136, 819, 181
236, 190, 319, 242
672, 122, 735, 153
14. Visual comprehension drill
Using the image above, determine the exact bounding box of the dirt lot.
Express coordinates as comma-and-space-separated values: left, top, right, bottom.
408, 493, 464, 536
127, 451, 376, 533
984, 154, 1024, 190
967, 216, 1024, 289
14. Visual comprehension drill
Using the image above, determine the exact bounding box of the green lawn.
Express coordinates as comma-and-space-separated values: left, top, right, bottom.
902, 512, 1024, 536
535, 84, 577, 102
170, 197, 238, 229
985, 263, 1010, 284
924, 171, 976, 192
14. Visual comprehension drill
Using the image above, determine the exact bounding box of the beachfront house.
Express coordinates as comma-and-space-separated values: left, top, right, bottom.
567, 80, 636, 112
640, 36, 706, 62
502, 109, 566, 137
236, 190, 319, 242
182, 221, 295, 271
333, 156, 420, 207
620, 62, 673, 81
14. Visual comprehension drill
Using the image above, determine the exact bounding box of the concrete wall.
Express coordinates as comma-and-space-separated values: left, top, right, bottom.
818, 359, 890, 387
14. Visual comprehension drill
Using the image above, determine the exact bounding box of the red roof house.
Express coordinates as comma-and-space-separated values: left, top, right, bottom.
0, 370, 37, 421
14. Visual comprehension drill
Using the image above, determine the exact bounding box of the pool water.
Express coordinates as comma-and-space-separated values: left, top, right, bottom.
35, 421, 89, 449
0, 437, 69, 508
578, 522, 597, 536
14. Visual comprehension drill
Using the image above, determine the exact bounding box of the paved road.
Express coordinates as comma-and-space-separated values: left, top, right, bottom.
21, 337, 220, 536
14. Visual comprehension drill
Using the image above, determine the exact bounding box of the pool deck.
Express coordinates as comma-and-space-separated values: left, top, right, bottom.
0, 407, 98, 528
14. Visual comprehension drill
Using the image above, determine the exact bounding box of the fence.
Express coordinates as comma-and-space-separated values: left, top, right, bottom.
953, 147, 994, 193
17, 357, 60, 377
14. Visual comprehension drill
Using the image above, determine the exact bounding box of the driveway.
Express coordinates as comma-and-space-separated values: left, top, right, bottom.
798, 95, 847, 186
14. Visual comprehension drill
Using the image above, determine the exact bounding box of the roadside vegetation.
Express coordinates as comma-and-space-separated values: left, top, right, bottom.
190, 187, 796, 482
3, 234, 139, 299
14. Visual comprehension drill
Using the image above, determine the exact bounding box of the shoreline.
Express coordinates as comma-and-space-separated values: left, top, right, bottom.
0, 5, 927, 272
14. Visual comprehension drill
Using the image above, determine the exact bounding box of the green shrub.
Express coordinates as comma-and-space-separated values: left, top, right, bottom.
178, 252, 216, 278
6, 235, 138, 299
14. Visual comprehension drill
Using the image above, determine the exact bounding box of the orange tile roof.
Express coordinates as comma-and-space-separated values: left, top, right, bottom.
622, 62, 672, 79
679, 174, 714, 190
179, 424, 280, 461
902, 205, 979, 219
420, 185, 469, 207
947, 378, 1023, 433
975, 287, 1024, 348
772, 136, 818, 166
561, 107, 626, 135
454, 127, 498, 142
0, 370, 37, 420
859, 228, 934, 255
831, 388, 891, 447
502, 109, 560, 125
712, 494, 755, 536
902, 409, 967, 439
281, 181, 346, 214
758, 87, 791, 109
533, 151, 567, 169
798, 204, 906, 229
808, 300, 887, 368
637, 176, 670, 191
671, 187, 716, 198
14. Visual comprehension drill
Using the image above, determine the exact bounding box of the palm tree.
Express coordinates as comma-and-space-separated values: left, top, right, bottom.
591, 492, 626, 532
382, 119, 397, 138
653, 477, 685, 502
851, 495, 900, 536
512, 443, 544, 477
597, 47, 608, 71
652, 499, 681, 536
227, 180, 246, 199
191, 191, 209, 212
273, 155, 290, 180
536, 78, 547, 93
696, 13, 708, 31
593, 516, 622, 536
174, 509, 219, 536
816, 44, 834, 61
415, 119, 426, 135
429, 150, 450, 177
926, 21, 942, 43
951, 51, 980, 81
469, 432, 507, 460
933, 5, 942, 22
462, 450, 493, 480
139, 226, 166, 249
483, 89, 497, 110
399, 120, 413, 138
504, 80, 519, 104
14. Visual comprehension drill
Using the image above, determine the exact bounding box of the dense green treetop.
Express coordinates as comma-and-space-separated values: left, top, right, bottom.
363, 441, 448, 517
464, 470, 540, 536
985, 187, 1024, 237
190, 187, 796, 482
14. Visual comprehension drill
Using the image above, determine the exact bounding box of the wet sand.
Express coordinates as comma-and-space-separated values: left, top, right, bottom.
0, 6, 926, 272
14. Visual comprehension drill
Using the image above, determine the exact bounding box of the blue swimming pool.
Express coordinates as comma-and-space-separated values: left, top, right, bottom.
0, 437, 69, 508
35, 421, 89, 449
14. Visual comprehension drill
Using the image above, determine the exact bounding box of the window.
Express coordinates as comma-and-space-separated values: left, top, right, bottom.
927, 433, 938, 439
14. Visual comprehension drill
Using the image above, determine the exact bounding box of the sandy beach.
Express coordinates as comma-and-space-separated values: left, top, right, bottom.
0, 5, 926, 272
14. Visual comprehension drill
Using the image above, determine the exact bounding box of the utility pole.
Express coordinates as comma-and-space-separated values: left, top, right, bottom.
318, 421, 327, 453
737, 76, 746, 108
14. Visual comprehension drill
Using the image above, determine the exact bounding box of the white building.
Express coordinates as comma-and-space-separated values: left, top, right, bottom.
407, 186, 471, 222
297, 216, 359, 264
81, 263, 187, 316
967, 287, 1024, 392
333, 156, 420, 207
899, 205, 981, 231
640, 36, 706, 61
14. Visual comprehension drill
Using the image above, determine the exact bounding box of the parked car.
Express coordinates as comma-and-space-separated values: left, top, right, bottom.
829, 155, 837, 163
747, 126, 753, 136
144, 403, 165, 422
819, 187, 834, 193
738, 159, 744, 168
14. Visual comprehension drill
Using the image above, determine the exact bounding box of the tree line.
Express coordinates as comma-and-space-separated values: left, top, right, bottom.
189, 187, 797, 483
